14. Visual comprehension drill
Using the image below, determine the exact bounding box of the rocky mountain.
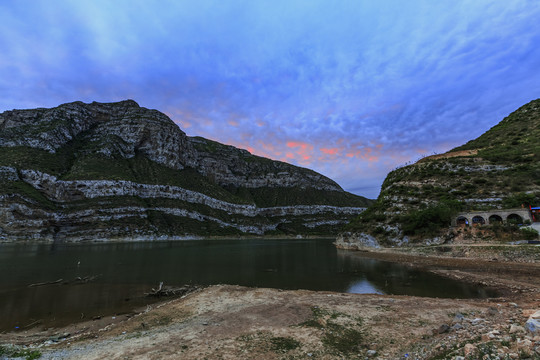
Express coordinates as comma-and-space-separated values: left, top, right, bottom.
0, 100, 371, 241
337, 98, 540, 249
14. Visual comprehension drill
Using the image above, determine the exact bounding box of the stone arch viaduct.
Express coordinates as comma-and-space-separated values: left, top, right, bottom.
451, 208, 533, 226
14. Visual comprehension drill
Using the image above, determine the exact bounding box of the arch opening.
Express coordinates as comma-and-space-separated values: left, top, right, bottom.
456, 216, 469, 226
507, 214, 523, 224
472, 216, 485, 226
488, 215, 503, 224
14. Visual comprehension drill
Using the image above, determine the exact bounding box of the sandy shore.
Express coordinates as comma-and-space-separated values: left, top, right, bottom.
1, 247, 539, 359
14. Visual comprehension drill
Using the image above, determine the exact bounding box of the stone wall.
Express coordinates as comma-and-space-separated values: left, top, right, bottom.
452, 208, 533, 226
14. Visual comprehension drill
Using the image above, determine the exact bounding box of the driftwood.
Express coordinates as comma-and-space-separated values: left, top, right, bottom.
145, 282, 200, 298
72, 275, 100, 284
28, 275, 100, 288
28, 279, 63, 287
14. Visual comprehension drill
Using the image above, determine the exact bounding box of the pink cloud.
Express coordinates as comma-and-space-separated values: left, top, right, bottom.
320, 147, 339, 155
286, 141, 311, 150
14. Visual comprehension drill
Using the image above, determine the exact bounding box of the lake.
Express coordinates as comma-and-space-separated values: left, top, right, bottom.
0, 239, 496, 331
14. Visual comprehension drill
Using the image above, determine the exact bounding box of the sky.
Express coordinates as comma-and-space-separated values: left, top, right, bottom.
1, 1, 540, 198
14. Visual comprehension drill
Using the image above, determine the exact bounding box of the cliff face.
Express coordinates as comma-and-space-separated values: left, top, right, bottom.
337, 98, 540, 249
0, 100, 370, 241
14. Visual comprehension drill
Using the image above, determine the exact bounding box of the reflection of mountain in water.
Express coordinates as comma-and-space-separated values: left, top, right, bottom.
336, 250, 496, 298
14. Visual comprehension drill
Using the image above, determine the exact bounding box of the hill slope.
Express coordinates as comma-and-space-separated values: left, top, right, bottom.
337, 98, 540, 248
0, 100, 371, 241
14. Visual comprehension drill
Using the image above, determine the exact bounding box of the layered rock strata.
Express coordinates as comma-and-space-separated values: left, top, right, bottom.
0, 100, 369, 241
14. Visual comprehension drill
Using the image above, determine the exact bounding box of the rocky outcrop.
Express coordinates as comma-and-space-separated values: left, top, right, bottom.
339, 98, 540, 248
334, 232, 380, 250
190, 137, 341, 191
0, 100, 196, 170
17, 169, 364, 218
0, 100, 341, 190
0, 100, 370, 241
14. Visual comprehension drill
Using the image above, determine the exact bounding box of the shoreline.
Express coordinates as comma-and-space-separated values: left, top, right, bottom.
1, 246, 539, 359
344, 245, 540, 299
0, 234, 333, 244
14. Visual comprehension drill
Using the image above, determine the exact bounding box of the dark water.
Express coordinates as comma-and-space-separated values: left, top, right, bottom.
0, 239, 496, 331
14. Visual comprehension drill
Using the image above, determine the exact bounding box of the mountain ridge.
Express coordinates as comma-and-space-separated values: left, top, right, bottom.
0, 100, 371, 241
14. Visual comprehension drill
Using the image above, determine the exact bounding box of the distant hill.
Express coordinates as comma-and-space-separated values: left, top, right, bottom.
0, 100, 371, 241
337, 98, 540, 248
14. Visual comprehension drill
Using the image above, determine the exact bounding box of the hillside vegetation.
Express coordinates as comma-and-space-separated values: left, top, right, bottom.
343, 98, 540, 245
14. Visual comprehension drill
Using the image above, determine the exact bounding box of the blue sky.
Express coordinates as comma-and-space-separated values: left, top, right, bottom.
1, 1, 540, 198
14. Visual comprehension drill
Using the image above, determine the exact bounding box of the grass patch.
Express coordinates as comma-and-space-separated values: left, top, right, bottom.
269, 336, 301, 352
299, 306, 366, 355
321, 324, 364, 355
0, 345, 41, 360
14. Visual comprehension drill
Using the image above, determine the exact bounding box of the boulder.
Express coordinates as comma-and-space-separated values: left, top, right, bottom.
525, 310, 540, 334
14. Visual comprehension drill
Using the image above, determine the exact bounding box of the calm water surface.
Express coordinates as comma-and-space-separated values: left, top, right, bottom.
0, 239, 496, 331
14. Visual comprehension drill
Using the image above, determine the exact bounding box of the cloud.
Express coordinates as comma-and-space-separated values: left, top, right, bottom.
1, 1, 540, 198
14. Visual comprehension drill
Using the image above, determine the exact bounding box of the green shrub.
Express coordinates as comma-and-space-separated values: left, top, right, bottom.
502, 192, 539, 208
400, 199, 462, 236
520, 227, 539, 240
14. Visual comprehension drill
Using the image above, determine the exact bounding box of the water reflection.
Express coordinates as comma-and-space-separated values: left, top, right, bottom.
346, 279, 384, 294
336, 250, 495, 298
0, 239, 496, 331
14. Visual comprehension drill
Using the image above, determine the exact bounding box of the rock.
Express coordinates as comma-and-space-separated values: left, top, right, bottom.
482, 330, 499, 340
517, 339, 533, 351
438, 324, 450, 334
335, 232, 380, 249
452, 323, 463, 331
367, 350, 377, 357
530, 310, 540, 319
471, 318, 483, 326
452, 313, 464, 323
454, 356, 465, 360
525, 318, 540, 334
464, 343, 476, 357
509, 324, 525, 334
486, 307, 499, 316
525, 310, 540, 334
